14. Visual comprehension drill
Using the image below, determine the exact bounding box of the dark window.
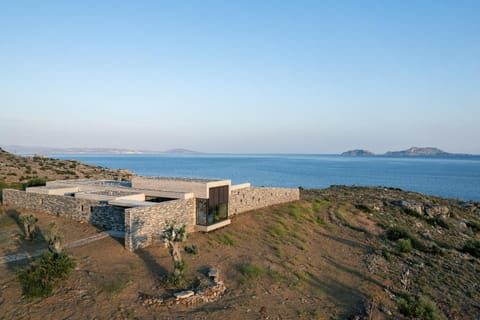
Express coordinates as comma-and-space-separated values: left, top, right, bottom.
196, 186, 229, 226
207, 186, 229, 225
196, 199, 208, 225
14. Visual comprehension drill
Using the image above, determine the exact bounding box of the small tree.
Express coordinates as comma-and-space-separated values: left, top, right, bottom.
19, 214, 38, 240
163, 222, 187, 284
44, 222, 63, 253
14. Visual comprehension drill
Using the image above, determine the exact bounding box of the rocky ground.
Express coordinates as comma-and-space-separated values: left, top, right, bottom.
0, 186, 479, 319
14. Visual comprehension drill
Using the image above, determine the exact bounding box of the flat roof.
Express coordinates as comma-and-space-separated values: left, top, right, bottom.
137, 176, 224, 183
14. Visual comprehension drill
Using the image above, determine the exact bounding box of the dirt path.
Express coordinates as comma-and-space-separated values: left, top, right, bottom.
0, 230, 124, 265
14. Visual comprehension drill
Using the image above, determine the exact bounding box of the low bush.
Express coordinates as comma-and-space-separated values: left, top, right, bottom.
22, 177, 47, 189
385, 226, 426, 251
17, 251, 76, 298
403, 208, 423, 218
397, 238, 413, 253
462, 239, 480, 258
466, 220, 480, 233
397, 292, 446, 319
184, 244, 199, 255
385, 226, 411, 241
239, 263, 266, 279
426, 217, 450, 229
355, 204, 372, 213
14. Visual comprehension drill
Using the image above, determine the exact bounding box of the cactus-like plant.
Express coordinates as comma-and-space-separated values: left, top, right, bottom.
44, 222, 63, 253
19, 214, 38, 240
163, 222, 187, 283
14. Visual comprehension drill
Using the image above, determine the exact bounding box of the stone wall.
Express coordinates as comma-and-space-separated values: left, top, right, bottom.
2, 189, 125, 231
125, 198, 195, 251
229, 187, 300, 215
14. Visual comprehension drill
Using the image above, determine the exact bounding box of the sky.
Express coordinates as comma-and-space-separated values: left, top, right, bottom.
1, 1, 479, 154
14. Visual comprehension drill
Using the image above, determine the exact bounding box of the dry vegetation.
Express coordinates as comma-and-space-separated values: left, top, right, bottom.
0, 148, 132, 192
1, 187, 479, 319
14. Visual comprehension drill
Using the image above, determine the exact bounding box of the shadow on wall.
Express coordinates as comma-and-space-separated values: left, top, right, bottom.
89, 205, 126, 232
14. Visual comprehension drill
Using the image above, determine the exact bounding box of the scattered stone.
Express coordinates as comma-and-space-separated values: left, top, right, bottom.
137, 266, 226, 307
208, 268, 219, 281
174, 290, 194, 300
379, 304, 392, 316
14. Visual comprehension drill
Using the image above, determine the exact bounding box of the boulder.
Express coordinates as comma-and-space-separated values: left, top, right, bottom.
397, 200, 424, 215
174, 290, 194, 300
424, 205, 449, 219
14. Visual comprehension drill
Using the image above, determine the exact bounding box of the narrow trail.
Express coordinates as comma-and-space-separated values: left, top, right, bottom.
0, 230, 124, 265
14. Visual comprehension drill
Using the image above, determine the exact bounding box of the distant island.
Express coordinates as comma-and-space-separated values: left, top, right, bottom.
342, 146, 472, 157
341, 149, 375, 156
384, 147, 450, 156
0, 145, 203, 155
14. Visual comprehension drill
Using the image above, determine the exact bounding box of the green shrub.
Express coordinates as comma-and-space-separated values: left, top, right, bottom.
17, 251, 76, 298
239, 263, 266, 279
385, 226, 426, 251
167, 272, 187, 286
397, 292, 446, 320
397, 238, 413, 253
426, 217, 450, 229
462, 239, 480, 258
174, 260, 187, 272
403, 207, 423, 218
466, 220, 480, 233
22, 177, 47, 189
184, 244, 199, 255
385, 226, 411, 241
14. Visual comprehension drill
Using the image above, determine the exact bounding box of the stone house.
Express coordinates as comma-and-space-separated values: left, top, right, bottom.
2, 176, 299, 251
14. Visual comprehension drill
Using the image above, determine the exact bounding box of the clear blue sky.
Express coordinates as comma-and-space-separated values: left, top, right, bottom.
1, 1, 479, 153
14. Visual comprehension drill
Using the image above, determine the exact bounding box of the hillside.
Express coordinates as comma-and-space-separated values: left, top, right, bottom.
0, 148, 133, 190
1, 184, 479, 319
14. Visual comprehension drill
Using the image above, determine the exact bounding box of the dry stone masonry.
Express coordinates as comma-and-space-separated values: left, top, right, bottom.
2, 177, 300, 251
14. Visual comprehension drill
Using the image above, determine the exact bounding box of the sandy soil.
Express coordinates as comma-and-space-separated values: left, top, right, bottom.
0, 202, 389, 320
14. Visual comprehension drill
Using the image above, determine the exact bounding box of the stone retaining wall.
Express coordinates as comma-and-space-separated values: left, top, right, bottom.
125, 198, 195, 251
229, 187, 300, 215
2, 189, 125, 231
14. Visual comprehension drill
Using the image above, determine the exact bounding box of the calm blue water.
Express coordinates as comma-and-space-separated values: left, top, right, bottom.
53, 154, 480, 201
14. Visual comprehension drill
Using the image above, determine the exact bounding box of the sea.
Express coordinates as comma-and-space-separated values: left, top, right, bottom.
52, 154, 480, 202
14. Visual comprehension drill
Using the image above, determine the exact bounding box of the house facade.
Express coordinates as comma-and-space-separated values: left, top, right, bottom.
2, 177, 299, 251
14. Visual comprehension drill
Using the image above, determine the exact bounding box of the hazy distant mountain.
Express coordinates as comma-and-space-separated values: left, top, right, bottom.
341, 149, 375, 156
384, 147, 451, 156
1, 145, 202, 155
162, 148, 202, 155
